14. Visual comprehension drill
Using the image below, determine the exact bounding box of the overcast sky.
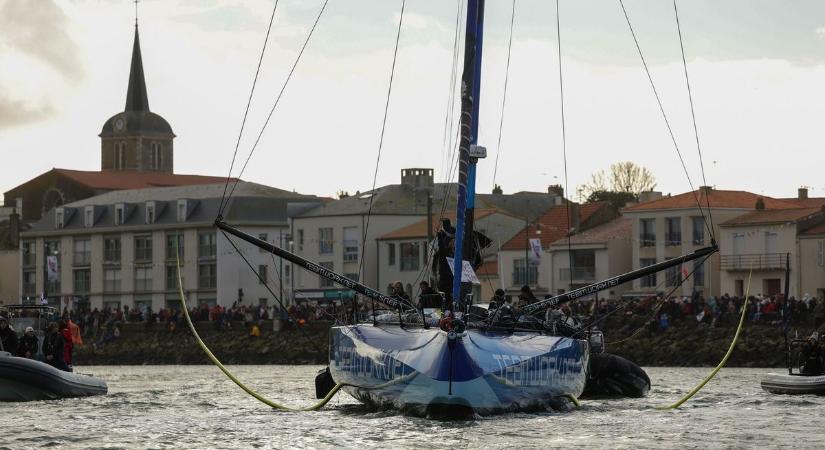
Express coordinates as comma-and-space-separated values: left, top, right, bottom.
2, 0, 824, 202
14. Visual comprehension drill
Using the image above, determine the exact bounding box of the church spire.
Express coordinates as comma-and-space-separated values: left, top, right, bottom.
125, 25, 150, 112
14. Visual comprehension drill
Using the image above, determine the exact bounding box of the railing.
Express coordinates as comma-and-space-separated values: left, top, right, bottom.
343, 240, 359, 262
73, 252, 91, 266
640, 234, 656, 247
559, 267, 595, 281
720, 253, 789, 270
665, 232, 682, 246
692, 233, 705, 245
512, 267, 538, 286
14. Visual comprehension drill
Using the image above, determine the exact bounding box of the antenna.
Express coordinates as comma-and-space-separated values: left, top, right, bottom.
134, 0, 140, 27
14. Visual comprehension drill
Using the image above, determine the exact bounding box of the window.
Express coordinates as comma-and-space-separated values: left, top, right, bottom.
818, 241, 825, 267
640, 258, 656, 288
84, 206, 94, 227
145, 202, 156, 224
56, 209, 65, 229
166, 265, 183, 290
512, 258, 538, 286
177, 201, 187, 222
640, 219, 656, 247
665, 259, 680, 287
732, 232, 745, 255
150, 142, 162, 170
22, 240, 36, 267
694, 259, 705, 287
284, 264, 290, 282
198, 232, 216, 259
297, 229, 304, 251
73, 238, 91, 265
665, 217, 681, 246
166, 232, 184, 260
104, 268, 121, 292
135, 235, 153, 261
199, 263, 217, 288
104, 237, 121, 263
388, 243, 396, 265
73, 269, 91, 294
400, 242, 420, 271
319, 228, 333, 255
259, 233, 268, 253
23, 271, 36, 296
692, 217, 705, 245
258, 264, 268, 284
319, 262, 334, 287
765, 231, 778, 254
343, 227, 358, 262
115, 204, 125, 225
135, 266, 152, 291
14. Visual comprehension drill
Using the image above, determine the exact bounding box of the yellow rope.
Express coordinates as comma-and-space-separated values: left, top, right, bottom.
175, 250, 345, 411
658, 265, 753, 409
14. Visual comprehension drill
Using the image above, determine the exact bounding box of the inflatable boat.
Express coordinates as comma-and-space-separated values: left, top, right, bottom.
581, 352, 651, 399
760, 373, 825, 395
0, 351, 107, 401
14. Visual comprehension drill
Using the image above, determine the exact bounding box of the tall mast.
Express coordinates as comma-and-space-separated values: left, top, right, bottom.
451, 0, 485, 311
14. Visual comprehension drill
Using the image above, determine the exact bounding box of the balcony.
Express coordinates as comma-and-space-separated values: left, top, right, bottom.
720, 253, 789, 271
665, 232, 682, 246
559, 267, 595, 282
640, 234, 656, 247
512, 267, 538, 286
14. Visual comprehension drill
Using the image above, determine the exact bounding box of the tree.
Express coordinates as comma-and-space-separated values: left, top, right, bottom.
586, 190, 637, 209
578, 161, 657, 202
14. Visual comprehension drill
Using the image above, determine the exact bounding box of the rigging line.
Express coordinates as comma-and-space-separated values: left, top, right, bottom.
357, 0, 406, 281
492, 0, 516, 188
222, 0, 330, 214
556, 0, 574, 293
440, 0, 464, 183
617, 0, 713, 239
218, 0, 280, 215
673, 0, 715, 239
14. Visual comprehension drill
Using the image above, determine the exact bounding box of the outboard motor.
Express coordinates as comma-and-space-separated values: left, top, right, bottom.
315, 366, 336, 399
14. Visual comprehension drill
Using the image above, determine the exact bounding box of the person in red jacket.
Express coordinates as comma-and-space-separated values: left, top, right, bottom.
58, 320, 74, 372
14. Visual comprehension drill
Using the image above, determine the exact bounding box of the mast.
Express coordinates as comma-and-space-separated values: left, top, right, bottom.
451, 0, 485, 311
783, 252, 791, 374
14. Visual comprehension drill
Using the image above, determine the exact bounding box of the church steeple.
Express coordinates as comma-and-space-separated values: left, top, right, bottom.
125, 26, 149, 112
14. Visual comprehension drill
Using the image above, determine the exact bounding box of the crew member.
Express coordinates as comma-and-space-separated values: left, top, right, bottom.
0, 316, 18, 354
801, 332, 824, 375
59, 320, 74, 372
18, 326, 38, 359
43, 322, 69, 371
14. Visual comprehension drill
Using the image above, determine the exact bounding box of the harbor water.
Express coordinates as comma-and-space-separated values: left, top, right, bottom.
1, 365, 821, 449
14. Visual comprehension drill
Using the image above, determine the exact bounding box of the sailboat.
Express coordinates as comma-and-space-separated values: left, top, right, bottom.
215, 0, 717, 416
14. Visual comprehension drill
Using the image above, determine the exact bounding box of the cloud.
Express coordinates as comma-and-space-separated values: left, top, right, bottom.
817, 26, 825, 39
0, 92, 54, 130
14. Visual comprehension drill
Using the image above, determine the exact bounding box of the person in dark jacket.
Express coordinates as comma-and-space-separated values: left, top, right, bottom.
0, 316, 18, 354
17, 326, 39, 359
43, 322, 69, 371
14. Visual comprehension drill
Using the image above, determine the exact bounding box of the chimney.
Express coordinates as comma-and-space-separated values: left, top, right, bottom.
548, 184, 564, 197
401, 168, 434, 189
8, 208, 20, 248
638, 191, 663, 203
492, 184, 503, 195
755, 197, 765, 210
799, 187, 809, 200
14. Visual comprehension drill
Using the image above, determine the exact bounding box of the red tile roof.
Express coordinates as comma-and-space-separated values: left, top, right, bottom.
782, 197, 825, 208
721, 208, 825, 226
623, 189, 798, 212
501, 202, 610, 251
548, 217, 632, 246
54, 168, 235, 190
802, 223, 825, 236
378, 209, 503, 240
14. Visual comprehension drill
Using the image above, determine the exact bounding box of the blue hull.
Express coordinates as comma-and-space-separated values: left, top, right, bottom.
329, 325, 588, 416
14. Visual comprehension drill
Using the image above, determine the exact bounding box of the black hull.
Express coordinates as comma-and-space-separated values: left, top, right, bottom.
0, 352, 107, 402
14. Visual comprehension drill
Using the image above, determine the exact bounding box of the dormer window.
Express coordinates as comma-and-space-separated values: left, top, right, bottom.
84, 206, 94, 228
56, 208, 65, 229
177, 200, 187, 222
115, 204, 125, 225
146, 202, 156, 224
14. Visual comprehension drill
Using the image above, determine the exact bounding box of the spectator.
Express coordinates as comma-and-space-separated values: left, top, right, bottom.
17, 327, 38, 358
0, 316, 18, 354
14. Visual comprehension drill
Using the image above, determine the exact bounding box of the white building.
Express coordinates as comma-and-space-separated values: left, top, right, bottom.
19, 182, 322, 311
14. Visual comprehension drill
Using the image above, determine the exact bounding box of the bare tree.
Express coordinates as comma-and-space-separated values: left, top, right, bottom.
578, 161, 657, 201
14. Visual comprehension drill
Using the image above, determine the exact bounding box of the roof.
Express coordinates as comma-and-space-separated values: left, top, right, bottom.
782, 197, 825, 208
501, 202, 611, 251
801, 223, 825, 236
548, 217, 632, 247
125, 27, 149, 112
25, 182, 321, 234
377, 209, 502, 240
53, 169, 234, 191
623, 189, 798, 212
720, 207, 824, 227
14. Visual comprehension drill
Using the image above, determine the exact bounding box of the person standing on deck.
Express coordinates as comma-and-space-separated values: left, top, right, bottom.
0, 316, 18, 354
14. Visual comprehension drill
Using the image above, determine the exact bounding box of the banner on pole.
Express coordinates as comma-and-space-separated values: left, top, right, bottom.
528, 238, 543, 266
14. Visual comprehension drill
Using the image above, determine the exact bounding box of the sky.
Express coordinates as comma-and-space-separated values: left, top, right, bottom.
1, 0, 825, 202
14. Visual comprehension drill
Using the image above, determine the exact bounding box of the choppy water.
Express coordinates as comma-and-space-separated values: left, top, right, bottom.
1, 365, 822, 449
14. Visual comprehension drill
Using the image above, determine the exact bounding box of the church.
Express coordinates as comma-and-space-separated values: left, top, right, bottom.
3, 24, 229, 222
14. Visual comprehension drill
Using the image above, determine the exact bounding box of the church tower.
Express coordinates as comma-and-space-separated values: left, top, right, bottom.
99, 24, 175, 173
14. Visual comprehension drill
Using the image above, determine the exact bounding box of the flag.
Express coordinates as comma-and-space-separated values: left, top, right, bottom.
528, 238, 542, 267
47, 255, 59, 282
